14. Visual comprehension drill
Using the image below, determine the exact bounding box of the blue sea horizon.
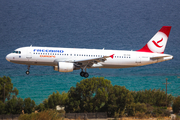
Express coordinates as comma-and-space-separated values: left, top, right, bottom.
0, 0, 180, 105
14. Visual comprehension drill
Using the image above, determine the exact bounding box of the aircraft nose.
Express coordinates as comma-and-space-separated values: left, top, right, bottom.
6, 54, 11, 62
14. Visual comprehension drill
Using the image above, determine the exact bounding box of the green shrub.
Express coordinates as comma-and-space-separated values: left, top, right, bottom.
24, 98, 36, 114
172, 96, 180, 113
135, 102, 147, 113
0, 101, 5, 114
152, 107, 170, 117
35, 103, 45, 112
43, 91, 68, 110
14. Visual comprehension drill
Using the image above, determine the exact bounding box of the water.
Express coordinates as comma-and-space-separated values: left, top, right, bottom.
0, 0, 180, 105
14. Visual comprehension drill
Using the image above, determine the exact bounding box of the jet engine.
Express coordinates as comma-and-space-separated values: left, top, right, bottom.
54, 62, 74, 72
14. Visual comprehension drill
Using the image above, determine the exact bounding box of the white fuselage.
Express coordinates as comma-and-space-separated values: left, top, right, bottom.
6, 46, 173, 69
5, 26, 173, 77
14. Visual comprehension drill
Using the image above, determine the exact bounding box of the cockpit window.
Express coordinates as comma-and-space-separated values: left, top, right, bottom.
13, 51, 18, 53
13, 51, 21, 54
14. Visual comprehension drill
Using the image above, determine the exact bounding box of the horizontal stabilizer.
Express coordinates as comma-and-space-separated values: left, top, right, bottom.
150, 55, 173, 60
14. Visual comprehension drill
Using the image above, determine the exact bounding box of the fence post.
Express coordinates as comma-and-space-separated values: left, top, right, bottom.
84, 113, 88, 120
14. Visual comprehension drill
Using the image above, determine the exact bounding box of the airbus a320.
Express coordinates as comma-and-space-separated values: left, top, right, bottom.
6, 26, 173, 78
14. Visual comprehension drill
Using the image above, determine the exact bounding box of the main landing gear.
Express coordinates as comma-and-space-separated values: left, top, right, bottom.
26, 65, 30, 75
80, 69, 89, 78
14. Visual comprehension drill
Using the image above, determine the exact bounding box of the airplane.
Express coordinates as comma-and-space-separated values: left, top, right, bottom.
6, 26, 173, 78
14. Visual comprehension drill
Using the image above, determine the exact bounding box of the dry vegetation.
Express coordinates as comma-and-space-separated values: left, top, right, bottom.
19, 110, 65, 120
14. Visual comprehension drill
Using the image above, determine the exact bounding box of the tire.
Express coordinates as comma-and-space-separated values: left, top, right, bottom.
26, 71, 29, 75
80, 71, 85, 77
84, 72, 89, 78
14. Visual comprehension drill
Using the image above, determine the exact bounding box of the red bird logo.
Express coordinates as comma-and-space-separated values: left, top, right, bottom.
152, 38, 163, 48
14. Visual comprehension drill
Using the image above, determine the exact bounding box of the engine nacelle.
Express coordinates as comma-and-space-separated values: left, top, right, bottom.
54, 62, 74, 72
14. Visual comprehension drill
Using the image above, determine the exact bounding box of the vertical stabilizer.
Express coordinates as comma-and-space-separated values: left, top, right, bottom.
137, 26, 171, 54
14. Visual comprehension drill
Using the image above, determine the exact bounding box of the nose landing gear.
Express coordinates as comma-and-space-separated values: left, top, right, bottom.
26, 65, 30, 75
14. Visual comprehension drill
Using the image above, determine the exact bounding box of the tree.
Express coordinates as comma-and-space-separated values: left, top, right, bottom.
0, 76, 19, 102
132, 89, 173, 107
0, 101, 5, 114
107, 85, 134, 117
24, 98, 35, 114
126, 102, 147, 117
66, 77, 113, 113
43, 91, 68, 109
5, 97, 24, 114
36, 103, 45, 112
43, 99, 49, 109
15, 98, 24, 114
172, 96, 180, 113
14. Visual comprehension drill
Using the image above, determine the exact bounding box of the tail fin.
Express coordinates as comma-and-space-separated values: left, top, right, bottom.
137, 26, 171, 54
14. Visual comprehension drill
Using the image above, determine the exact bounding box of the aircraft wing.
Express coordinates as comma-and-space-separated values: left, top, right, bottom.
73, 54, 114, 68
74, 54, 114, 63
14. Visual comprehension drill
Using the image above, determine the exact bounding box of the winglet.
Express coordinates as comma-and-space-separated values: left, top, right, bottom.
137, 26, 171, 54
110, 54, 114, 59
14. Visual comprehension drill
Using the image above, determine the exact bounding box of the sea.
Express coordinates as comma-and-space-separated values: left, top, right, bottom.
0, 0, 180, 105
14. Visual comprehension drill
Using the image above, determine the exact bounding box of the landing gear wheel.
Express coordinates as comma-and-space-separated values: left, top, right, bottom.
26, 65, 30, 75
84, 72, 89, 78
26, 71, 30, 75
80, 71, 89, 78
80, 71, 85, 77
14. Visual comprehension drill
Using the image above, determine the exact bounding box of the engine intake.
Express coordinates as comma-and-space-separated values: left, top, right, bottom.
54, 62, 74, 72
